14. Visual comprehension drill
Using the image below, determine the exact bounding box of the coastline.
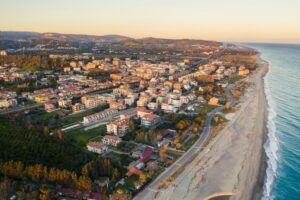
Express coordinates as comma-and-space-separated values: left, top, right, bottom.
249, 55, 269, 200
158, 53, 269, 200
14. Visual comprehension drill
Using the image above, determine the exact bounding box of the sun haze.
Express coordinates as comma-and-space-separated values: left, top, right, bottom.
1, 0, 300, 43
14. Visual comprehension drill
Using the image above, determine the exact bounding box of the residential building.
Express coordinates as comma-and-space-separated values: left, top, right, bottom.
141, 114, 161, 128
58, 98, 72, 108
208, 97, 219, 106
106, 118, 129, 137
72, 103, 85, 112
83, 108, 118, 125
137, 107, 153, 118
44, 103, 56, 112
109, 101, 126, 110
102, 135, 122, 147
86, 142, 107, 154
0, 98, 17, 109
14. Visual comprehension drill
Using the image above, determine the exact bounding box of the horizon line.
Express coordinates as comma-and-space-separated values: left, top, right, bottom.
1, 30, 300, 45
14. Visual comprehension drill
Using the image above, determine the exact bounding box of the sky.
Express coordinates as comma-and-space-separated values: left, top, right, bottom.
1, 0, 300, 43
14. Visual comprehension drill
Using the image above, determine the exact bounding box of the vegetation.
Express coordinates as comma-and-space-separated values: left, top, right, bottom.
0, 116, 124, 193
67, 125, 107, 148
0, 55, 68, 71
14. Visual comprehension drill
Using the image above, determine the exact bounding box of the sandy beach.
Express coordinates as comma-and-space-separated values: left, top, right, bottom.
155, 56, 269, 200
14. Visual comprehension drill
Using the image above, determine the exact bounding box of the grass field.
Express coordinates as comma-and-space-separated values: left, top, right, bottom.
66, 125, 107, 147
194, 103, 218, 113
55, 108, 100, 128
31, 109, 65, 121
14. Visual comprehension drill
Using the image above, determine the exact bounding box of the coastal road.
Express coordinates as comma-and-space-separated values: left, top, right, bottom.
133, 105, 225, 200
134, 83, 235, 200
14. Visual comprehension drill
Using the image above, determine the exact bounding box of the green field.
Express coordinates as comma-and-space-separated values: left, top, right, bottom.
31, 109, 66, 121
66, 125, 107, 147
55, 108, 100, 128
194, 103, 218, 113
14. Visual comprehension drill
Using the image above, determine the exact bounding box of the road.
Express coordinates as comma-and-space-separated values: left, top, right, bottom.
134, 83, 235, 200
133, 104, 225, 200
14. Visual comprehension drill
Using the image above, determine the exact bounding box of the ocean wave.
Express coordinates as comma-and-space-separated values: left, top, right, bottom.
262, 65, 279, 200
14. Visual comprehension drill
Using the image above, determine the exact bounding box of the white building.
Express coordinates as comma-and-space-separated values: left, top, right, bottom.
102, 135, 122, 147
106, 118, 129, 137
83, 108, 118, 125
0, 98, 17, 109
87, 142, 107, 154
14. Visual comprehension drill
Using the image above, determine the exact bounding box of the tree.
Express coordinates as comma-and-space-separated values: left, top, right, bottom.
76, 176, 92, 191
159, 146, 168, 162
139, 172, 146, 183
43, 126, 49, 136
109, 189, 131, 200
111, 168, 120, 183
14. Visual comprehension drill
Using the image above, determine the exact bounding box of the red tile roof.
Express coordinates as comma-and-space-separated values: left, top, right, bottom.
138, 147, 154, 163
103, 135, 122, 142
159, 129, 177, 137
87, 142, 106, 149
142, 114, 158, 121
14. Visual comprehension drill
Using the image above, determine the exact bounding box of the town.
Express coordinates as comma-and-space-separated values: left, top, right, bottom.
0, 35, 258, 200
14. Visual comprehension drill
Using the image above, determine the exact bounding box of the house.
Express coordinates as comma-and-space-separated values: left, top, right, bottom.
102, 135, 122, 147
137, 107, 153, 118
147, 102, 158, 110
161, 103, 178, 113
83, 108, 118, 125
238, 66, 250, 76
86, 142, 107, 154
58, 98, 72, 108
110, 73, 122, 80
44, 103, 56, 112
72, 103, 85, 112
208, 97, 219, 106
159, 129, 177, 139
138, 147, 154, 163
0, 50, 7, 56
106, 118, 129, 137
124, 96, 135, 106
126, 166, 142, 177
0, 98, 17, 109
157, 138, 172, 148
81, 95, 105, 109
141, 114, 161, 128
109, 101, 126, 110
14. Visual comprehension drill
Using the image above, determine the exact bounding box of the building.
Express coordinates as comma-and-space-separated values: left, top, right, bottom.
102, 135, 122, 147
81, 95, 105, 109
86, 142, 107, 154
110, 73, 122, 80
138, 147, 154, 163
147, 102, 158, 110
109, 101, 126, 110
44, 103, 56, 112
137, 107, 153, 118
0, 98, 17, 109
208, 97, 219, 106
83, 108, 118, 125
141, 114, 161, 128
106, 118, 129, 137
72, 103, 85, 112
58, 98, 72, 108
0, 51, 7, 56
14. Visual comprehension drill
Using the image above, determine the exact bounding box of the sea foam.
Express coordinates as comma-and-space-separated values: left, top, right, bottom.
262, 62, 279, 200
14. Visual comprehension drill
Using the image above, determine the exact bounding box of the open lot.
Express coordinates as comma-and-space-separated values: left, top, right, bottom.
66, 125, 107, 148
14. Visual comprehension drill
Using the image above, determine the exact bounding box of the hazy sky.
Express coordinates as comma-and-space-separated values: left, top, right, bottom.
1, 0, 300, 43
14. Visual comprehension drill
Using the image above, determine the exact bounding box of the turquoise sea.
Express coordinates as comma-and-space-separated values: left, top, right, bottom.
247, 43, 300, 200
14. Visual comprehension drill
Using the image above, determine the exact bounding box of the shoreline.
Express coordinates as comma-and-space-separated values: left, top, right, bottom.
250, 55, 269, 200
160, 53, 269, 200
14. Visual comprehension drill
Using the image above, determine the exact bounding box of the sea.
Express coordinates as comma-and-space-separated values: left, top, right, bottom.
246, 43, 300, 200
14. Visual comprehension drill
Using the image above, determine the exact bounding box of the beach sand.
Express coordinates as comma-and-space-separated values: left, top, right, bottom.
161, 56, 268, 200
